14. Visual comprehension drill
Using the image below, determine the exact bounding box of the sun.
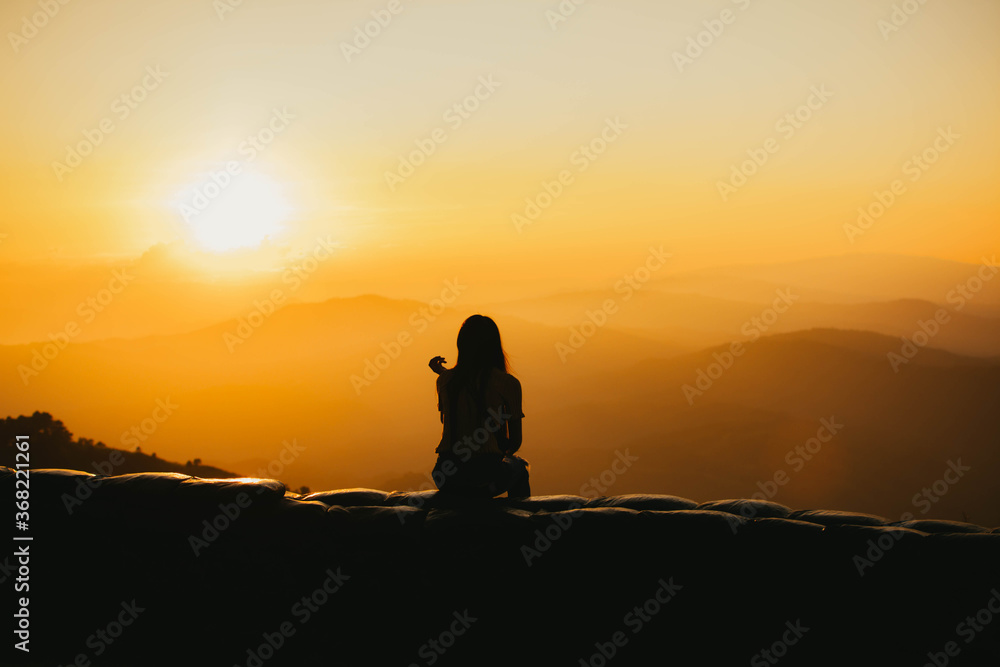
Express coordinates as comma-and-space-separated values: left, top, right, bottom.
176, 170, 293, 252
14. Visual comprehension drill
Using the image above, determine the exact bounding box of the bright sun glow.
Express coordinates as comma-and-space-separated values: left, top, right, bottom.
176, 170, 293, 252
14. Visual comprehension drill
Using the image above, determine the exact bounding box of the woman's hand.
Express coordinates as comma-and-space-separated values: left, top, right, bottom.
428, 356, 447, 375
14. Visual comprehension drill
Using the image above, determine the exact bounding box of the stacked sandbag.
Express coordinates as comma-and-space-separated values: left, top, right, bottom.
4, 468, 998, 667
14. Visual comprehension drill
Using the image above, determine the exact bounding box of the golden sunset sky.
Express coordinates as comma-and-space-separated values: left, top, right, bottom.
1, 0, 996, 287
3, 1, 1000, 513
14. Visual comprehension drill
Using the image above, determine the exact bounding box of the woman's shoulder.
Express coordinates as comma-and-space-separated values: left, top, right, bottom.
435, 367, 454, 387
489, 367, 521, 390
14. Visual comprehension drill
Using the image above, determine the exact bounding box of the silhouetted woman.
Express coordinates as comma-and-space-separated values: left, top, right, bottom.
428, 315, 530, 499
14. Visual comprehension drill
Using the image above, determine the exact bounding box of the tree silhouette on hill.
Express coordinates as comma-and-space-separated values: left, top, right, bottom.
0, 411, 237, 478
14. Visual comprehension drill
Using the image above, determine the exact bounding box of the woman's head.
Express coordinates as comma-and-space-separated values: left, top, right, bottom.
456, 314, 509, 374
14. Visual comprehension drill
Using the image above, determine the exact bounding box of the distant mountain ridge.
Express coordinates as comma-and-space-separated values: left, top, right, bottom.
3, 252, 998, 346
1, 286, 998, 524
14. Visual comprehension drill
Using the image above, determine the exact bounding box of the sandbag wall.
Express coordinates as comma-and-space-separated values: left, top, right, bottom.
3, 468, 999, 667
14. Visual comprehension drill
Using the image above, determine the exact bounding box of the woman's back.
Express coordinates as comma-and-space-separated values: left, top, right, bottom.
435, 366, 523, 457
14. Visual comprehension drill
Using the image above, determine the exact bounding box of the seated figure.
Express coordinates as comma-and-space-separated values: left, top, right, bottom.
428, 314, 530, 499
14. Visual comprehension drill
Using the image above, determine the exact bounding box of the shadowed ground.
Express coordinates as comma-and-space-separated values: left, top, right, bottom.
5, 467, 999, 666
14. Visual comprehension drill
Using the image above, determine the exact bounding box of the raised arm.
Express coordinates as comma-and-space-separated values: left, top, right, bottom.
436, 371, 448, 423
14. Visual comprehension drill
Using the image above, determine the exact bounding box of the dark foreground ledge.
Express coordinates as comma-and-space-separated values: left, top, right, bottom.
4, 468, 1000, 667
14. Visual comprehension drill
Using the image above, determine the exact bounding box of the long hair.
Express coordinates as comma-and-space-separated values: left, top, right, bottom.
445, 315, 509, 441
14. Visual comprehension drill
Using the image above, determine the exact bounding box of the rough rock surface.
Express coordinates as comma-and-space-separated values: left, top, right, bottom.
5, 467, 1000, 666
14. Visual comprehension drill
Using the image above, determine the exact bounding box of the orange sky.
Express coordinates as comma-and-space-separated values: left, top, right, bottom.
3, 2, 1000, 520
0, 0, 997, 300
